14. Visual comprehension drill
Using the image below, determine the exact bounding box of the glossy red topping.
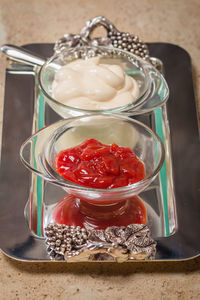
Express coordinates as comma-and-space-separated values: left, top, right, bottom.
55, 138, 145, 189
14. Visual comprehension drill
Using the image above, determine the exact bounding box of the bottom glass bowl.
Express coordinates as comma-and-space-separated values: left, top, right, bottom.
20, 114, 165, 229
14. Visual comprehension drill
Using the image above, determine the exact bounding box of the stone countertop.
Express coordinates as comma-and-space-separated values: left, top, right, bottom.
0, 0, 200, 299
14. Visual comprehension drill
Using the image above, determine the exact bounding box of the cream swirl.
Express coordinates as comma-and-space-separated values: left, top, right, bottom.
52, 57, 139, 110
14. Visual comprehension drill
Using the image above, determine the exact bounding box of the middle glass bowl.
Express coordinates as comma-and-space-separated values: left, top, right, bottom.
38, 46, 169, 118
20, 114, 165, 205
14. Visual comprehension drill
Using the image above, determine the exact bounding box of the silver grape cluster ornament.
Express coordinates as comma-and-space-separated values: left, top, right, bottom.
54, 16, 150, 62
45, 224, 88, 260
107, 31, 149, 60
45, 223, 156, 262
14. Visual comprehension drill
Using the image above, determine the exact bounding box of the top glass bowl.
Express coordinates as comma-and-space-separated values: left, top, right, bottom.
20, 114, 165, 205
38, 46, 169, 118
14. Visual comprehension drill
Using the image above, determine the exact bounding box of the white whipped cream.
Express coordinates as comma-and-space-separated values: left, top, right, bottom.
52, 57, 139, 110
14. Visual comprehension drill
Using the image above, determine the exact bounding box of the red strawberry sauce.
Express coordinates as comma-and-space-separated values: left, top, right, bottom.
55, 138, 145, 189
53, 139, 147, 229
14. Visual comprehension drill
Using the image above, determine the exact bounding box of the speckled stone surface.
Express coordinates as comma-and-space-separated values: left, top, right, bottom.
0, 0, 200, 299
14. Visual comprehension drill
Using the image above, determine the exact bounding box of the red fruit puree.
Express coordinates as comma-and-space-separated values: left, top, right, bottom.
55, 138, 145, 189
53, 139, 147, 229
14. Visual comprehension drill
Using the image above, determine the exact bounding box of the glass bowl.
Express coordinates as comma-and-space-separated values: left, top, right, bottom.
20, 114, 164, 203
20, 114, 165, 229
38, 46, 169, 118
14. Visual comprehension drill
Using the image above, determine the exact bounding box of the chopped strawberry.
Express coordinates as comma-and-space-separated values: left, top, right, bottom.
55, 138, 145, 189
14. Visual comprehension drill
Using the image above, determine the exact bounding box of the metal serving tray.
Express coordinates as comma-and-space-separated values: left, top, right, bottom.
0, 43, 200, 261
